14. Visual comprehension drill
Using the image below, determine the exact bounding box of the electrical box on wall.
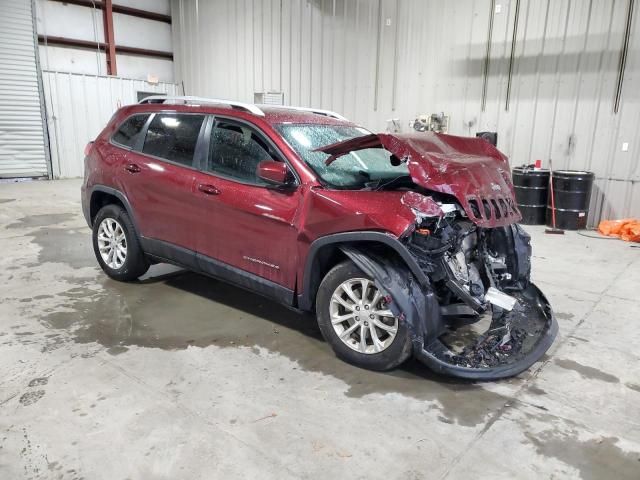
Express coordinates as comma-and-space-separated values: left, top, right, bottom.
254, 92, 284, 105
411, 113, 449, 133
386, 119, 402, 133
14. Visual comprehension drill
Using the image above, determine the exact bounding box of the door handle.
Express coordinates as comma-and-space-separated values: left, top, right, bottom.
198, 183, 220, 195
125, 163, 141, 173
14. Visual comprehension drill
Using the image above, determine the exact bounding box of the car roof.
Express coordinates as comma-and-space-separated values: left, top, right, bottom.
116, 102, 354, 127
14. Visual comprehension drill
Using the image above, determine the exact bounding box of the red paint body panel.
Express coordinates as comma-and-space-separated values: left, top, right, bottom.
319, 132, 522, 227
82, 103, 520, 299
298, 189, 417, 239
290, 187, 423, 294
192, 169, 302, 287
122, 150, 199, 250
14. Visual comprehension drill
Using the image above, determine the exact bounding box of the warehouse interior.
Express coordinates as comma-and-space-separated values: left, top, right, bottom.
1, 0, 640, 478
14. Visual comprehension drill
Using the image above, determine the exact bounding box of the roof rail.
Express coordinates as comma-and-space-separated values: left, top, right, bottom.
138, 95, 349, 121
138, 95, 265, 116
258, 104, 348, 121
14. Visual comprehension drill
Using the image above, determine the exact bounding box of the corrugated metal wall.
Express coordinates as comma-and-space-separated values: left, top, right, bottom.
42, 71, 179, 178
171, 0, 639, 225
0, 0, 49, 178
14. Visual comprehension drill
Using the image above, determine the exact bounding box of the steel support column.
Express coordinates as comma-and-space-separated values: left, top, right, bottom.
103, 0, 117, 75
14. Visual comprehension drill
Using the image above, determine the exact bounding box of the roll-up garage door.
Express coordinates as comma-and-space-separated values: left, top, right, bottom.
0, 0, 49, 178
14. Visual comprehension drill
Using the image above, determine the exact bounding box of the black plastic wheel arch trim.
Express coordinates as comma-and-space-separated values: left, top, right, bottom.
298, 231, 429, 311
85, 185, 140, 233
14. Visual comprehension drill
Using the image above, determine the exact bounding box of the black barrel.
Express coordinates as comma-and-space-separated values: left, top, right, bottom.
512, 167, 550, 225
546, 170, 595, 230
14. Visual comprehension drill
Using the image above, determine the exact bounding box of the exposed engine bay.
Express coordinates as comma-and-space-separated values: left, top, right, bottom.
341, 199, 558, 380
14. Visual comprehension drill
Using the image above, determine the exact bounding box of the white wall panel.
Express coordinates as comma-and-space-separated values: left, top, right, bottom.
116, 54, 175, 82
118, 0, 171, 15
42, 71, 178, 178
38, 45, 175, 82
113, 13, 173, 52
172, 0, 640, 225
38, 45, 107, 76
35, 0, 105, 43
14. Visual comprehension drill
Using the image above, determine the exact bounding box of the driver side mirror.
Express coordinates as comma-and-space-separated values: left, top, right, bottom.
257, 161, 294, 187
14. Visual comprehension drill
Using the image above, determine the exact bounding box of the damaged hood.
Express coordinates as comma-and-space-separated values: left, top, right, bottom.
318, 132, 522, 227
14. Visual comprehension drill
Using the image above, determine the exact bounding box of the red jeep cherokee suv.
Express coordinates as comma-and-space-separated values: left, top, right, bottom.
81, 96, 557, 380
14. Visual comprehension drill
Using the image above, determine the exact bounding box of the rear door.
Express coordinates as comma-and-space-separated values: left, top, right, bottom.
192, 117, 302, 294
119, 112, 206, 254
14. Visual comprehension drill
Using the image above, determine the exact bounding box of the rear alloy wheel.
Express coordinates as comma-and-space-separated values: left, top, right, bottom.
92, 204, 149, 281
316, 260, 412, 371
97, 218, 128, 269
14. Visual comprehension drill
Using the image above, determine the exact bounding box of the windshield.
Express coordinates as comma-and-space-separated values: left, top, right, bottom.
276, 124, 409, 188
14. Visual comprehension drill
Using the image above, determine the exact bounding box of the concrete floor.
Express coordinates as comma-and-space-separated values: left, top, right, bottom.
1, 179, 639, 480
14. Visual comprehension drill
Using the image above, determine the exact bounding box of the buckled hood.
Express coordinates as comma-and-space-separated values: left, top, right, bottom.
317, 132, 522, 227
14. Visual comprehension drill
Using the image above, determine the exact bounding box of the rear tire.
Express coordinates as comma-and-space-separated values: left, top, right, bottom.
92, 204, 149, 281
316, 260, 412, 371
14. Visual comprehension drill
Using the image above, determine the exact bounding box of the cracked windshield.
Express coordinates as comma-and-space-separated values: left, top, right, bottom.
277, 124, 408, 188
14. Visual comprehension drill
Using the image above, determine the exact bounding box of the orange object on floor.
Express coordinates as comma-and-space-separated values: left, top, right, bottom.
598, 219, 640, 242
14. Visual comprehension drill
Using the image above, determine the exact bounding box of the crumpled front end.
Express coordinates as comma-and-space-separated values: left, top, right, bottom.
317, 131, 523, 228
342, 214, 558, 380
316, 130, 556, 379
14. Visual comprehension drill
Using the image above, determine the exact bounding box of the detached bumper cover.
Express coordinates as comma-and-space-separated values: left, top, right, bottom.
415, 284, 558, 380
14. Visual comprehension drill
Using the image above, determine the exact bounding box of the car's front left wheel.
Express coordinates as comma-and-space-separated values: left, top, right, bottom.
316, 260, 413, 371
92, 204, 149, 281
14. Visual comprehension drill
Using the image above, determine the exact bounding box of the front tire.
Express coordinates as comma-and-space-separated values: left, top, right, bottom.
92, 204, 149, 281
316, 260, 412, 371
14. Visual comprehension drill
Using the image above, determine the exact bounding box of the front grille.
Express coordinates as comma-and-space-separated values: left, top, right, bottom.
467, 196, 519, 221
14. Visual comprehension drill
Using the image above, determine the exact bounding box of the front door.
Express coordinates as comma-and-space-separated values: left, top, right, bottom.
193, 117, 301, 293
121, 112, 206, 253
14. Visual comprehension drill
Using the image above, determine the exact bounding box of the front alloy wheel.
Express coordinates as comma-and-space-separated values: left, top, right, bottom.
329, 278, 398, 354
316, 260, 412, 371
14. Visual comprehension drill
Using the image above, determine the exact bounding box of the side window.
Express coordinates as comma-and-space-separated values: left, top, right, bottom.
205, 120, 278, 185
142, 113, 205, 167
112, 114, 149, 148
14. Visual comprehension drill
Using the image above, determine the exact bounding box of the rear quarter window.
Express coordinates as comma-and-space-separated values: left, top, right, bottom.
142, 113, 205, 167
112, 114, 150, 148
